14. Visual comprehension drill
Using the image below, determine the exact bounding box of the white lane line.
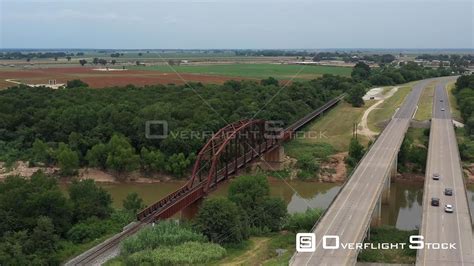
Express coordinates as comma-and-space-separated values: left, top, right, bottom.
304, 117, 400, 265
445, 112, 464, 265
340, 82, 427, 265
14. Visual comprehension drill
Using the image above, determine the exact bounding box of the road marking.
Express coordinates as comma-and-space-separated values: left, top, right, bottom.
445, 108, 464, 265
307, 81, 428, 265
304, 115, 400, 265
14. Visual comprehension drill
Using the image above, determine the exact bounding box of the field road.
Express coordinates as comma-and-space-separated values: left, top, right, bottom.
416, 79, 474, 265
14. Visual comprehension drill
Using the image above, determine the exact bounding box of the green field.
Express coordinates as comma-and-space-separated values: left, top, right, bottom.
134, 63, 352, 80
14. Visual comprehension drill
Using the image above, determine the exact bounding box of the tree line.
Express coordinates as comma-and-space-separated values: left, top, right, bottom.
0, 75, 349, 178
453, 74, 474, 161
0, 173, 140, 264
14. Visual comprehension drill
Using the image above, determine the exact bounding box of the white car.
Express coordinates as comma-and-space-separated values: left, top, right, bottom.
432, 173, 440, 180
445, 204, 454, 213
441, 108, 445, 111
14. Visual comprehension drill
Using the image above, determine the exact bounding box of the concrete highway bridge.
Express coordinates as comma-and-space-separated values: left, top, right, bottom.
291, 77, 473, 265
417, 80, 473, 265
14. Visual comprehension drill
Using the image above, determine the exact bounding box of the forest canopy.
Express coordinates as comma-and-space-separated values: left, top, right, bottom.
0, 76, 347, 176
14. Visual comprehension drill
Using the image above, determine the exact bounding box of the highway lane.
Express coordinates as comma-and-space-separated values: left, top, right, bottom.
417, 79, 474, 265
291, 79, 433, 265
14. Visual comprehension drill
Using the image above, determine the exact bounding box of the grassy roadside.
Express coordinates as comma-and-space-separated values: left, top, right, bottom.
214, 233, 295, 266
357, 226, 417, 264
291, 101, 373, 152
367, 85, 412, 132
447, 82, 462, 122
414, 82, 435, 121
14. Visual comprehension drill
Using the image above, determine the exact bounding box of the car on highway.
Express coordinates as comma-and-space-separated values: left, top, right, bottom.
441, 108, 445, 111
445, 204, 454, 213
440, 99, 444, 102
432, 173, 440, 180
431, 198, 440, 206
444, 188, 453, 196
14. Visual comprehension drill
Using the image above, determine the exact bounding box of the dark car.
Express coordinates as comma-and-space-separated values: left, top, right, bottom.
431, 197, 440, 206
444, 188, 453, 196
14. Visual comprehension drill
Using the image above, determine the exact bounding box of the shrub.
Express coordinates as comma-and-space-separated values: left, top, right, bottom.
66, 217, 108, 244
124, 242, 226, 266
68, 179, 112, 221
121, 221, 206, 256
195, 198, 248, 244
66, 79, 89, 88
283, 208, 323, 233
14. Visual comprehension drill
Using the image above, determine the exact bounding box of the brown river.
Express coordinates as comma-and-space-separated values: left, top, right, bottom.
62, 180, 474, 230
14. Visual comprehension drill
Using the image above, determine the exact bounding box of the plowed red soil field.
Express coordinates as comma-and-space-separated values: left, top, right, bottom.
0, 67, 249, 89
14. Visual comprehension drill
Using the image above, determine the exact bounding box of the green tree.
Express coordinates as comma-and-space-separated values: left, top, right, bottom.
260, 197, 287, 231
0, 173, 73, 236
347, 138, 365, 166
165, 153, 191, 177
347, 84, 366, 107
0, 230, 31, 265
56, 143, 79, 176
228, 175, 272, 229
68, 179, 112, 221
140, 147, 166, 173
228, 175, 269, 211
31, 138, 51, 165
105, 135, 140, 173
261, 77, 279, 86
283, 208, 323, 232
79, 59, 87, 66
195, 198, 248, 244
398, 136, 413, 168
66, 79, 89, 88
351, 62, 371, 81
123, 192, 145, 214
86, 143, 108, 169
26, 216, 60, 264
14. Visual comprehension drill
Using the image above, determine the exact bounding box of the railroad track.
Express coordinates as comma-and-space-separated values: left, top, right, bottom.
67, 219, 151, 265
67, 94, 345, 265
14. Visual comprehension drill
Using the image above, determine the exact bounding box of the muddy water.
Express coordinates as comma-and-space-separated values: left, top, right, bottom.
66, 180, 474, 230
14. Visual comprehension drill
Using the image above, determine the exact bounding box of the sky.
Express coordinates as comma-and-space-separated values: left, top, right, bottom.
1, 0, 473, 49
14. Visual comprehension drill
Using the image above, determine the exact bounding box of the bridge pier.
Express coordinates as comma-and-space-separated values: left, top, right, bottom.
181, 197, 204, 220
372, 154, 397, 228
260, 146, 285, 170
382, 155, 397, 205
370, 197, 383, 227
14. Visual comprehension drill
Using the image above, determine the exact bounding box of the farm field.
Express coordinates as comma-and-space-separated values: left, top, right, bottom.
134, 63, 353, 80
0, 66, 248, 89
0, 63, 351, 89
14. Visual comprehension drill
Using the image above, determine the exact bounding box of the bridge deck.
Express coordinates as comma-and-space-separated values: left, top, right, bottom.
417, 80, 473, 265
291, 79, 433, 265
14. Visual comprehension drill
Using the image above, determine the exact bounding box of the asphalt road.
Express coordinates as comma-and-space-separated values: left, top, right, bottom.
291, 79, 433, 265
416, 80, 474, 265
